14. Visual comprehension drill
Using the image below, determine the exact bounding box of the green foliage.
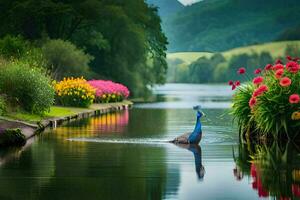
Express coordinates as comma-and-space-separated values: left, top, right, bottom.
0, 63, 55, 114
0, 35, 29, 59
253, 70, 300, 138
0, 128, 26, 147
163, 0, 300, 52
42, 39, 93, 80
0, 0, 168, 97
0, 95, 6, 115
231, 58, 300, 139
231, 84, 255, 133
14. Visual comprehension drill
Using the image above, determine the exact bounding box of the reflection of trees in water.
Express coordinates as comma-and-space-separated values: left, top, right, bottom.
234, 141, 300, 199
127, 109, 167, 137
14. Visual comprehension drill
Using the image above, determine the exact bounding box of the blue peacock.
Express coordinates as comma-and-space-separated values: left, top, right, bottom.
170, 105, 204, 144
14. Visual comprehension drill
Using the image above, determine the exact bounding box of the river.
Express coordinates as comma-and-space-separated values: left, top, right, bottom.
0, 83, 290, 199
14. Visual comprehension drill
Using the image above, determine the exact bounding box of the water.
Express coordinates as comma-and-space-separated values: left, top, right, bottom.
0, 83, 299, 200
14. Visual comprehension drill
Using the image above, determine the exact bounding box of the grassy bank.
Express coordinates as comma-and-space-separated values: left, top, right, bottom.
2, 101, 133, 123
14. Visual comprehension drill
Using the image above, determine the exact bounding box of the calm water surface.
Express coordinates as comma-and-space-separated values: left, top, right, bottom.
0, 84, 299, 200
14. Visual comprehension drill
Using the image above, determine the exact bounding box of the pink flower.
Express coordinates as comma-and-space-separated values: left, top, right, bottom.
286, 55, 292, 61
279, 77, 292, 87
265, 64, 273, 70
286, 61, 300, 73
253, 76, 264, 85
275, 69, 284, 79
289, 94, 300, 104
232, 85, 236, 90
293, 57, 300, 62
249, 97, 257, 108
235, 81, 240, 86
228, 80, 234, 86
254, 68, 262, 74
237, 67, 246, 74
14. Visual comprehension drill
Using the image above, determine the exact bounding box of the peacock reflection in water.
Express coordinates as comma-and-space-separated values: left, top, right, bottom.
175, 144, 205, 180
233, 141, 300, 199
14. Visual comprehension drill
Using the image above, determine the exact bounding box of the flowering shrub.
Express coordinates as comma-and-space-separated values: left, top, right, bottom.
88, 80, 129, 103
54, 77, 95, 107
230, 56, 300, 138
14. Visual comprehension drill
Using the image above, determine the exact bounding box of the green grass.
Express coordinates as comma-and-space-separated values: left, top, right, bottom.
167, 52, 213, 64
5, 106, 80, 122
167, 41, 300, 63
3, 101, 133, 123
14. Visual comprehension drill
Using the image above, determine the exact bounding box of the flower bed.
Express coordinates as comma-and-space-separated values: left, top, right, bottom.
230, 56, 300, 139
88, 80, 129, 103
54, 77, 96, 107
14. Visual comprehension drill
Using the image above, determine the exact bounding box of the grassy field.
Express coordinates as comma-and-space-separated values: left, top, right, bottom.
168, 41, 300, 63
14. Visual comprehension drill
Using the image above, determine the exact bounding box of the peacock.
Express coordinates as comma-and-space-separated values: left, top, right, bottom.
170, 106, 204, 144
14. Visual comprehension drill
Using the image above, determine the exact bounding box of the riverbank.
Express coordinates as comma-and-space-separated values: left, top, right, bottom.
0, 101, 133, 145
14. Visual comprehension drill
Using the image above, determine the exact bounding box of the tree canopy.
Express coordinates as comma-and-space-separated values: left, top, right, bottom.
0, 0, 168, 96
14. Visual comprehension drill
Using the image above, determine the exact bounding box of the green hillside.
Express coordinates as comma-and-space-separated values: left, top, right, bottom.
167, 41, 300, 83
168, 41, 300, 64
164, 0, 300, 52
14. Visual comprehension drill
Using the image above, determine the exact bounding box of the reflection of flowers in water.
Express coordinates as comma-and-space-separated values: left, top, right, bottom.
234, 142, 300, 199
89, 110, 129, 134
250, 163, 269, 198
53, 110, 129, 140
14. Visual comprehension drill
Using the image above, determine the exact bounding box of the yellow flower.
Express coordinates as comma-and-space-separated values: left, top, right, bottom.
292, 111, 300, 120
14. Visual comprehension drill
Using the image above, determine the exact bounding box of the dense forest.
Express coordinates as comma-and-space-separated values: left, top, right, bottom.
0, 0, 168, 97
162, 0, 300, 52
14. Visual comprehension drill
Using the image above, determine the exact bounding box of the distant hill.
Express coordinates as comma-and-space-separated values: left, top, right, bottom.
168, 40, 300, 64
164, 0, 300, 52
147, 0, 184, 17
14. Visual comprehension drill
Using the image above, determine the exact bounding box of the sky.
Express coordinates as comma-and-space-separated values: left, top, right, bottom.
178, 0, 202, 6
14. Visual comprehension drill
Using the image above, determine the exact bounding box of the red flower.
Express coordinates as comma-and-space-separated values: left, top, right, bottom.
292, 184, 300, 197
286, 55, 292, 61
289, 94, 300, 104
254, 68, 262, 74
275, 69, 284, 79
235, 81, 241, 86
232, 85, 236, 90
286, 61, 300, 73
253, 76, 264, 85
275, 59, 283, 64
273, 64, 284, 70
280, 77, 292, 87
237, 67, 246, 74
259, 85, 268, 93
252, 85, 268, 97
228, 80, 234, 86
249, 97, 257, 107
265, 64, 273, 70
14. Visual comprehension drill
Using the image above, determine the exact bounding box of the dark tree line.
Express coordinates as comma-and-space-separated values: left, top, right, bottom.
0, 0, 168, 97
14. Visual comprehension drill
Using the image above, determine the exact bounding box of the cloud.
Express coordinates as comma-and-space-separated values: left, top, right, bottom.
178, 0, 201, 6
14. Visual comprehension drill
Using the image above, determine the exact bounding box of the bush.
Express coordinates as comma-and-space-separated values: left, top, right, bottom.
88, 80, 130, 103
230, 56, 300, 139
0, 35, 29, 59
0, 62, 55, 114
42, 39, 93, 80
0, 96, 6, 115
0, 128, 26, 147
54, 77, 95, 107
